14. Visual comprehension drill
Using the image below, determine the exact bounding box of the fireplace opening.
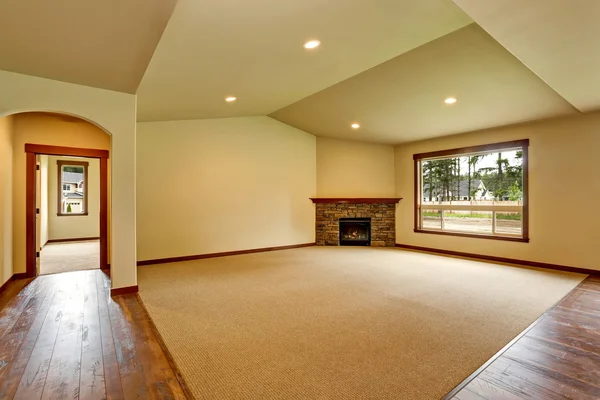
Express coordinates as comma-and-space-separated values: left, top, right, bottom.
339, 218, 371, 246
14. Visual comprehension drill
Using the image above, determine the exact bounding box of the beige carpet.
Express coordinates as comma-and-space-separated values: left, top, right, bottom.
40, 240, 100, 275
138, 247, 585, 400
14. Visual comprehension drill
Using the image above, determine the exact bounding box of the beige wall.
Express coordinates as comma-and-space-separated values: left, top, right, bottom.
317, 137, 395, 197
47, 156, 100, 240
0, 70, 136, 289
0, 116, 13, 286
39, 155, 48, 247
395, 112, 600, 271
11, 112, 110, 276
136, 116, 316, 261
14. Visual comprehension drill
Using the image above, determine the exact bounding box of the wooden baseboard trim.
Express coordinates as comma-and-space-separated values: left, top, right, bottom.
46, 237, 100, 244
111, 285, 138, 297
395, 243, 598, 275
0, 273, 30, 295
137, 242, 317, 267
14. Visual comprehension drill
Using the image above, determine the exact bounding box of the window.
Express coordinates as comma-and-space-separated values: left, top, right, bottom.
414, 139, 529, 242
57, 160, 89, 216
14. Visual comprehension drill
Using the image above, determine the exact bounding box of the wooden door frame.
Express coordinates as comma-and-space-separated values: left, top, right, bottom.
25, 144, 109, 278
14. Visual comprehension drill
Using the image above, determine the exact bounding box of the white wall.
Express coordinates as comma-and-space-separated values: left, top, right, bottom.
0, 70, 136, 289
47, 156, 100, 240
0, 116, 13, 286
40, 155, 48, 247
395, 111, 600, 271
317, 137, 395, 197
136, 116, 316, 261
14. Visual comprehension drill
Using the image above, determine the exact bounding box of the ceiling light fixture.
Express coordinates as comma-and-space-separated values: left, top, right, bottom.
304, 40, 321, 49
225, 96, 237, 102
351, 123, 360, 129
444, 97, 457, 105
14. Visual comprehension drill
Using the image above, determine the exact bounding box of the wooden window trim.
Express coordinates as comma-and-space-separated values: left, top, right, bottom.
413, 139, 529, 242
57, 160, 89, 216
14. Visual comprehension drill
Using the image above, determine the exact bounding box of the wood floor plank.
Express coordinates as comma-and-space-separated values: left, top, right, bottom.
0, 276, 56, 399
0, 277, 46, 339
79, 271, 105, 400
481, 356, 600, 400
96, 271, 124, 400
0, 278, 34, 315
41, 272, 86, 400
0, 270, 188, 400
12, 276, 65, 400
113, 295, 186, 399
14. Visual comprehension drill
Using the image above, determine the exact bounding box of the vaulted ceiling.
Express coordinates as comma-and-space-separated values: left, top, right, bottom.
0, 0, 598, 144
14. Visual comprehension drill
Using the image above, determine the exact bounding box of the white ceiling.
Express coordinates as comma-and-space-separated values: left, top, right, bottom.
270, 24, 578, 144
452, 0, 600, 112
0, 0, 177, 93
136, 0, 472, 121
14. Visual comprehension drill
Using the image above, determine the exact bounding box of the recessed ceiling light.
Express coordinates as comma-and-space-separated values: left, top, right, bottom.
225, 96, 237, 102
351, 123, 360, 129
304, 40, 321, 49
444, 97, 457, 104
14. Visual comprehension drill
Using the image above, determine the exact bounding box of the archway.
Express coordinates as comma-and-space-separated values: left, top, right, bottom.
3, 111, 112, 278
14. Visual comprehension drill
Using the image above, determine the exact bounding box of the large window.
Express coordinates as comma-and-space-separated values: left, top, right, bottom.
57, 160, 88, 216
414, 140, 529, 242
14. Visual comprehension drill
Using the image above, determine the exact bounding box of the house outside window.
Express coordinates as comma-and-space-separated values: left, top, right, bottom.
414, 140, 529, 242
57, 160, 89, 216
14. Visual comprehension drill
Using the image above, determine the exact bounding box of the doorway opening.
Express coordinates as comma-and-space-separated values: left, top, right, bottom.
26, 144, 109, 277
37, 155, 101, 275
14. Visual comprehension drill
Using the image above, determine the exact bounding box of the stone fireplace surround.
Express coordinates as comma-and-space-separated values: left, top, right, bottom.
311, 198, 402, 247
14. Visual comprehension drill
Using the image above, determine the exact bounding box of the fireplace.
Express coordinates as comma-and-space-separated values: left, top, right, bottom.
339, 218, 371, 246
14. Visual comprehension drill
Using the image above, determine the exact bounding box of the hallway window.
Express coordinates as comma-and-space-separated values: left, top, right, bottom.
57, 160, 89, 216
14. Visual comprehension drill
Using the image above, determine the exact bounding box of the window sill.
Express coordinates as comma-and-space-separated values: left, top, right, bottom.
414, 229, 529, 243
57, 213, 89, 217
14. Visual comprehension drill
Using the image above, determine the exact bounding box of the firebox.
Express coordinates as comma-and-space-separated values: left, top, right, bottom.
339, 218, 371, 246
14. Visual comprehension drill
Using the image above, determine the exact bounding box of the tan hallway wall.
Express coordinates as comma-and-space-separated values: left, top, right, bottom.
39, 155, 48, 247
0, 116, 13, 286
395, 111, 600, 271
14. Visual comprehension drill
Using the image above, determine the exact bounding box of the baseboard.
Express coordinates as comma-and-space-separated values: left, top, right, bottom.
0, 273, 30, 295
137, 242, 317, 267
111, 285, 138, 296
46, 236, 100, 244
395, 243, 599, 275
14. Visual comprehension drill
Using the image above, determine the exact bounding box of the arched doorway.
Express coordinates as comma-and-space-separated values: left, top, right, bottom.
5, 111, 111, 278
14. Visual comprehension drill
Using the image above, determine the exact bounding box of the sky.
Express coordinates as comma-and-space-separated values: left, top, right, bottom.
456, 150, 519, 173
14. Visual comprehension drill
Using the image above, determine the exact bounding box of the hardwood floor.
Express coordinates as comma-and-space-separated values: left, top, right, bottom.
448, 275, 600, 400
0, 270, 188, 400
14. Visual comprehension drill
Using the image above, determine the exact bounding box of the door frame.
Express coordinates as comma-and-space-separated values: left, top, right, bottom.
25, 144, 109, 278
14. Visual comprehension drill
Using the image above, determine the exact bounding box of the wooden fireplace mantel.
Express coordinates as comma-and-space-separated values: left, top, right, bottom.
309, 198, 403, 204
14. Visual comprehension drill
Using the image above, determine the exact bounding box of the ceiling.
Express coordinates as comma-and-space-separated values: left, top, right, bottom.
1, 0, 599, 144
270, 24, 578, 144
136, 0, 472, 121
452, 0, 600, 113
0, 0, 177, 93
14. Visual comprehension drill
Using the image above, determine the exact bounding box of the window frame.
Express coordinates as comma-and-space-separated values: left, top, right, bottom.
413, 139, 529, 242
57, 160, 89, 216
